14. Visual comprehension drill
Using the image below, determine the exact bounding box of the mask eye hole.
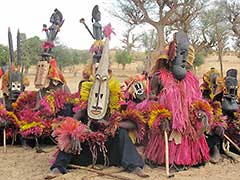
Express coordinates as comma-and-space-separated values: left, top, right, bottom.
17, 85, 20, 88
96, 74, 101, 80
38, 64, 41, 67
42, 64, 44, 67
95, 93, 98, 98
12, 84, 15, 88
102, 76, 108, 81
100, 94, 103, 99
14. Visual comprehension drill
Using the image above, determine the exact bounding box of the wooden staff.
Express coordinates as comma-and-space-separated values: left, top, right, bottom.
3, 128, 6, 153
224, 134, 240, 154
164, 131, 174, 178
3, 97, 7, 153
68, 164, 134, 180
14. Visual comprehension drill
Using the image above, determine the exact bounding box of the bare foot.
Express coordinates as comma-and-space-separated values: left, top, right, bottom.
132, 167, 149, 178
44, 168, 62, 179
210, 145, 220, 164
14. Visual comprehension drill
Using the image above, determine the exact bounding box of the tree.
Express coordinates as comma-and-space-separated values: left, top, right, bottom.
224, 0, 240, 56
225, 0, 240, 40
52, 45, 71, 71
21, 36, 42, 73
113, 0, 205, 51
121, 25, 140, 53
139, 29, 158, 52
200, 1, 230, 76
115, 49, 133, 70
138, 29, 158, 72
0, 44, 9, 66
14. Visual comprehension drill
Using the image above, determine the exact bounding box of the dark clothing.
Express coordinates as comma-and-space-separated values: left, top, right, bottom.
206, 134, 221, 149
51, 128, 144, 174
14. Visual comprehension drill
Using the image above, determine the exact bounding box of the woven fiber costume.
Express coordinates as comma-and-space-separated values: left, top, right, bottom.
212, 69, 240, 154
0, 10, 72, 151
0, 28, 29, 144
145, 31, 213, 166
200, 67, 221, 101
48, 30, 147, 178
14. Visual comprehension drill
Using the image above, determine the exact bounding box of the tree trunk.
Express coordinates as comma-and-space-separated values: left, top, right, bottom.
122, 64, 126, 70
148, 25, 166, 70
156, 25, 166, 51
218, 48, 224, 77
24, 67, 29, 74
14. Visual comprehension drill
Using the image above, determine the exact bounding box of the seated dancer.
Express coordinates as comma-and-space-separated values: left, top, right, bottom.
0, 28, 29, 145
200, 67, 221, 101
145, 31, 213, 168
200, 68, 227, 163
0, 9, 71, 150
211, 69, 240, 157
45, 36, 148, 179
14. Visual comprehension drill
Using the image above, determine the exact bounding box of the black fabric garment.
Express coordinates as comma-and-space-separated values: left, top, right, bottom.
57, 103, 74, 117
206, 134, 221, 149
51, 128, 144, 174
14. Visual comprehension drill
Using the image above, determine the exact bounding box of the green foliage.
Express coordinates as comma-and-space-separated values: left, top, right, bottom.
115, 50, 133, 69
53, 46, 91, 69
21, 36, 42, 69
0, 44, 9, 65
194, 51, 205, 67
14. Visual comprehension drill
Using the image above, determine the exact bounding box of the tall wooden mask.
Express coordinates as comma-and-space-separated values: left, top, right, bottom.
88, 38, 110, 120
34, 60, 50, 89
172, 31, 189, 81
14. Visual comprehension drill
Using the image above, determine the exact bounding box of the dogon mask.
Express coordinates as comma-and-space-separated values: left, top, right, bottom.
222, 69, 238, 112
88, 38, 110, 120
171, 31, 189, 81
34, 60, 50, 89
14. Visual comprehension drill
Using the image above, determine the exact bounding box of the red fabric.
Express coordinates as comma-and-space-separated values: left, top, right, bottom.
0, 68, 3, 78
48, 58, 65, 84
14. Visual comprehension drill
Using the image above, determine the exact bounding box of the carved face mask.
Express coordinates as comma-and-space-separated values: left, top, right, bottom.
222, 69, 238, 112
88, 38, 110, 120
210, 72, 219, 94
88, 74, 109, 120
34, 60, 50, 89
132, 81, 146, 102
171, 31, 189, 81
8, 72, 23, 101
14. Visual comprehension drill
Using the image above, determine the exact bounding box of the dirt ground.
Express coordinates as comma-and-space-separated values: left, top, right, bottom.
0, 145, 239, 180
0, 55, 240, 180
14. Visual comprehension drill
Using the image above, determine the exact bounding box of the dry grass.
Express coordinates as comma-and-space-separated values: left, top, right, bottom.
23, 55, 239, 93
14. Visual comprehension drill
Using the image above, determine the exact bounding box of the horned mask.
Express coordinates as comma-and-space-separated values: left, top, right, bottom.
87, 38, 110, 120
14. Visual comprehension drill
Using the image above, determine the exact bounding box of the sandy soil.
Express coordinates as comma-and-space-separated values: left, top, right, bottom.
0, 146, 239, 180
0, 55, 240, 180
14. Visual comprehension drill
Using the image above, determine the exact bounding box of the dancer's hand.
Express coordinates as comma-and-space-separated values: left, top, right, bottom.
160, 118, 170, 132
213, 126, 225, 138
70, 137, 82, 154
197, 110, 209, 132
0, 119, 12, 128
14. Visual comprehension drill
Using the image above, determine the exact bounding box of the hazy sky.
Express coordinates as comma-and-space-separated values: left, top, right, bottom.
0, 0, 130, 50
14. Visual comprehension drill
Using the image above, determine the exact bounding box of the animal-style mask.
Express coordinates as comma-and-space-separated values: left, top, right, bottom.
88, 38, 110, 120
34, 60, 50, 89
132, 81, 146, 102
8, 71, 23, 101
6, 28, 26, 102
222, 69, 238, 112
171, 31, 190, 81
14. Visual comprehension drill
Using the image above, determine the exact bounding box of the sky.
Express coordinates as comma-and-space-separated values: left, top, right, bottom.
0, 0, 132, 50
